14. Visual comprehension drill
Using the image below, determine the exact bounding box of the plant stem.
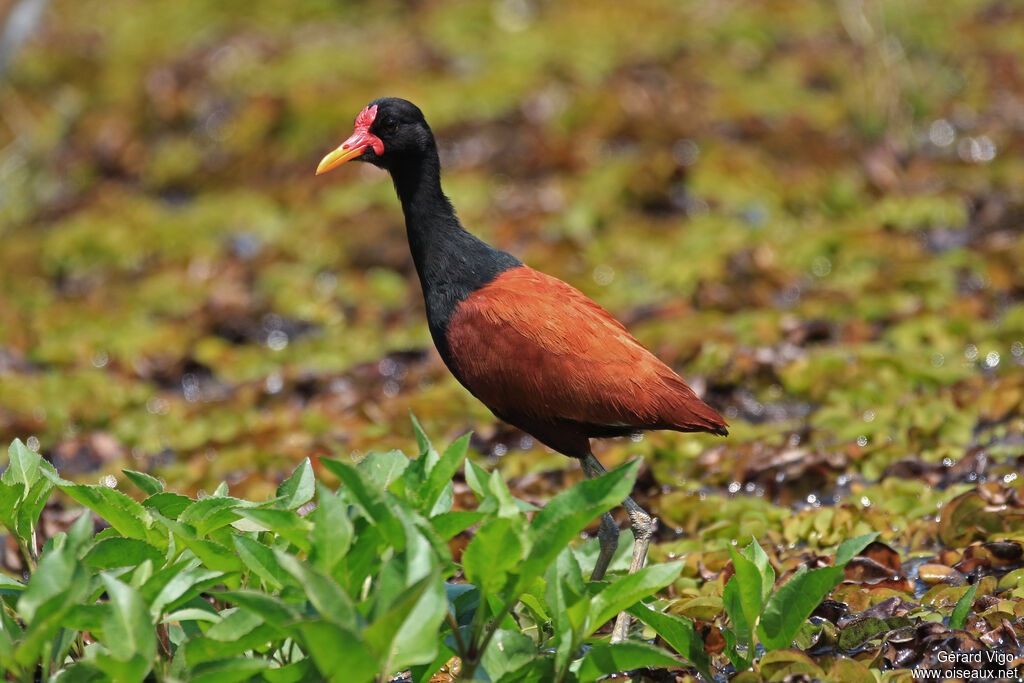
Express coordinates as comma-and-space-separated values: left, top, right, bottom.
445, 611, 468, 656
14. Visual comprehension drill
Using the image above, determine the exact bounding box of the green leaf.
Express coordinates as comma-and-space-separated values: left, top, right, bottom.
14, 476, 53, 540
357, 450, 409, 489
144, 564, 224, 617
219, 590, 301, 624
83, 537, 164, 569
422, 433, 470, 513
101, 574, 157, 663
722, 574, 756, 669
430, 510, 484, 541
741, 538, 775, 603
293, 620, 376, 683
479, 629, 536, 681
757, 565, 843, 650
726, 542, 767, 648
276, 458, 315, 509
834, 532, 881, 566
628, 604, 712, 680
60, 484, 153, 541
949, 582, 978, 630
142, 491, 192, 519
309, 483, 352, 574
3, 439, 41, 489
233, 535, 290, 590
205, 609, 262, 641
409, 412, 432, 458
189, 657, 273, 683
0, 481, 24, 530
235, 507, 312, 545
576, 641, 680, 682
93, 652, 151, 683
122, 470, 163, 496
463, 516, 524, 597
17, 546, 75, 623
275, 551, 359, 629
321, 458, 405, 550
587, 561, 682, 633
178, 496, 251, 537
464, 459, 490, 500
511, 459, 640, 596
364, 571, 446, 675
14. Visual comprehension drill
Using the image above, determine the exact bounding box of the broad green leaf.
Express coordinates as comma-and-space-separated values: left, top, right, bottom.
3, 439, 40, 489
726, 543, 767, 641
510, 459, 640, 596
358, 450, 409, 490
276, 457, 315, 509
93, 652, 151, 683
161, 607, 221, 624
233, 535, 290, 590
122, 470, 163, 496
321, 458, 405, 550
204, 609, 262, 641
949, 582, 978, 630
464, 459, 490, 500
628, 604, 712, 680
17, 546, 75, 623
219, 590, 301, 624
0, 481, 24, 529
60, 484, 152, 541
409, 412, 433, 458
83, 537, 164, 569
275, 551, 359, 629
101, 574, 157, 663
576, 641, 680, 682
834, 532, 881, 566
740, 538, 775, 603
144, 564, 223, 617
462, 516, 524, 596
261, 660, 316, 683
235, 508, 312, 550
309, 483, 352, 574
587, 561, 682, 633
15, 476, 53, 540
430, 510, 484, 540
479, 629, 536, 681
422, 433, 470, 513
178, 496, 251, 537
757, 565, 843, 650
142, 491, 192, 519
293, 620, 376, 683
189, 657, 273, 683
364, 571, 446, 674
722, 576, 753, 669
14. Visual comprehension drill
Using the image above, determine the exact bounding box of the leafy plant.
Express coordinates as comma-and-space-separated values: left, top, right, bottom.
720, 532, 880, 671
0, 420, 708, 682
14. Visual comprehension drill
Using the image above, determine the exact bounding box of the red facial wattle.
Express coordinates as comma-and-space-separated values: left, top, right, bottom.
316, 104, 385, 175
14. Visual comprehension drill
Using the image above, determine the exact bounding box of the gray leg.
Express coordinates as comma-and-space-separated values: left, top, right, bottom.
581, 454, 658, 643
591, 512, 619, 581
582, 454, 620, 581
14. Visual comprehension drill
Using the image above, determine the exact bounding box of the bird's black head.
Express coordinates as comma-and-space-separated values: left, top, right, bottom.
316, 97, 435, 175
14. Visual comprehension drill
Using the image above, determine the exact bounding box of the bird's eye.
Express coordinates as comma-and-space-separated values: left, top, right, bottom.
383, 118, 399, 134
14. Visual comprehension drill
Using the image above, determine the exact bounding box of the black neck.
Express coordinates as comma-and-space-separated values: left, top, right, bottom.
388, 150, 520, 358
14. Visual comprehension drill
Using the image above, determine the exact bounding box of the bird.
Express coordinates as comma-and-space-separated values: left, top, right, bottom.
316, 97, 728, 642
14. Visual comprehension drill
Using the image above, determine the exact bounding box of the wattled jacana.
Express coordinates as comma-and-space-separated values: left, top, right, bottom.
317, 98, 728, 642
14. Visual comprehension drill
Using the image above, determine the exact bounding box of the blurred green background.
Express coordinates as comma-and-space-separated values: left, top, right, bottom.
0, 0, 1021, 529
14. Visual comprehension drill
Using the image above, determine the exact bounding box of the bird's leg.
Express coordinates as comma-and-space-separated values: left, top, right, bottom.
581, 454, 658, 643
581, 454, 620, 581
590, 512, 619, 581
